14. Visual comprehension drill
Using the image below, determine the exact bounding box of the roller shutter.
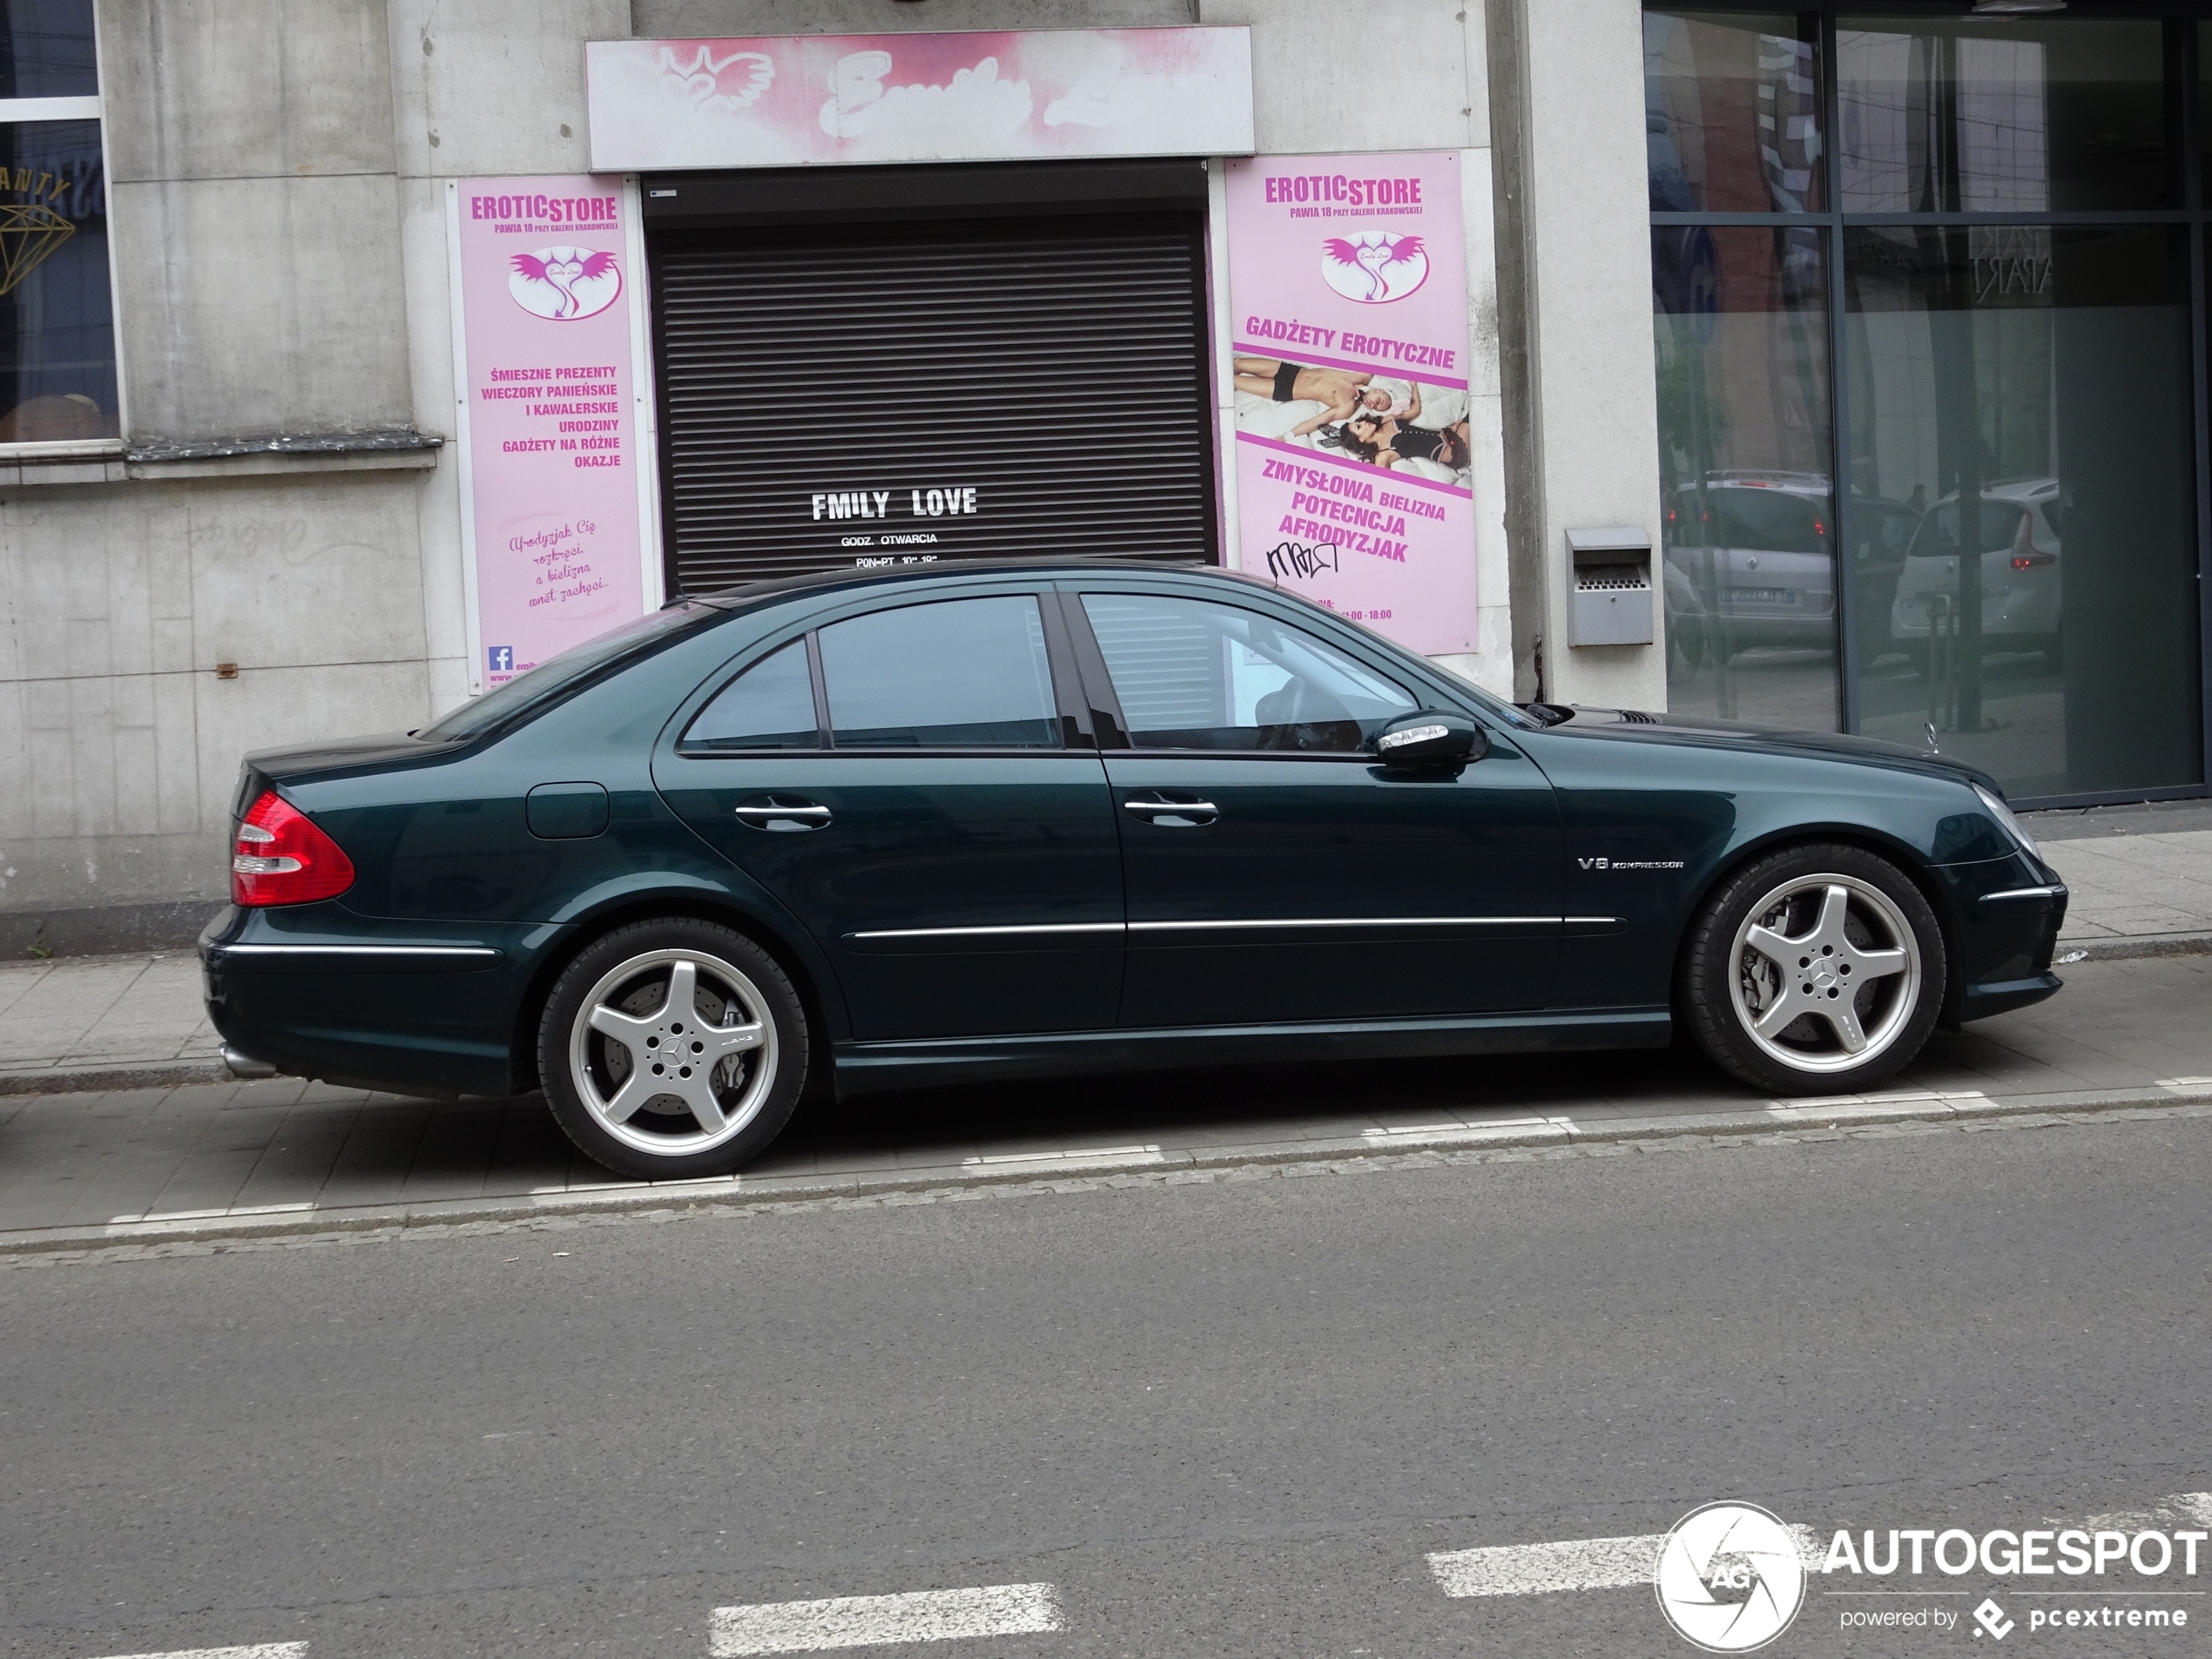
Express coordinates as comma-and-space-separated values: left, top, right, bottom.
650, 208, 1216, 593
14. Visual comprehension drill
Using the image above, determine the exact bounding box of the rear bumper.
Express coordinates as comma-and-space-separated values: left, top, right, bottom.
199, 904, 547, 1098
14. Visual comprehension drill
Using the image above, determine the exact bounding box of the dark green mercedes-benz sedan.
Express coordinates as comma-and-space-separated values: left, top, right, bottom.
201, 559, 2067, 1178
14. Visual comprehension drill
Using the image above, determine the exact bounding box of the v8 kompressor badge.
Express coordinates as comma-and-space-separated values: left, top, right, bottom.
1579, 857, 1688, 871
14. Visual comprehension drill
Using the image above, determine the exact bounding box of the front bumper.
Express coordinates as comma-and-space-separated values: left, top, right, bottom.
1934, 853, 2069, 1023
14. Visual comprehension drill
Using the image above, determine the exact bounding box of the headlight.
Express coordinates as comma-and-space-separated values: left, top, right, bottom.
1973, 783, 2040, 860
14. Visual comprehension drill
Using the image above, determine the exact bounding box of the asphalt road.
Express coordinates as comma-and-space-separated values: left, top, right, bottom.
3, 1101, 2209, 1659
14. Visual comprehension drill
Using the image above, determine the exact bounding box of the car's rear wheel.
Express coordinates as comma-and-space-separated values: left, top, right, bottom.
538, 918, 807, 1178
1683, 843, 1947, 1096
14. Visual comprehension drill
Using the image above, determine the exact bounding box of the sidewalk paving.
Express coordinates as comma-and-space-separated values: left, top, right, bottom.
0, 818, 2205, 1098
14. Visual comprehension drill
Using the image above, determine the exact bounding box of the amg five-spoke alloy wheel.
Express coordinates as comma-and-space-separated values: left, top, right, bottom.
1684, 843, 1948, 1096
538, 918, 807, 1178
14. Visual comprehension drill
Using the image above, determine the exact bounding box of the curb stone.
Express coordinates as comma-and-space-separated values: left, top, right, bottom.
4, 1083, 2209, 1259
2056, 932, 2212, 964
0, 1058, 232, 1097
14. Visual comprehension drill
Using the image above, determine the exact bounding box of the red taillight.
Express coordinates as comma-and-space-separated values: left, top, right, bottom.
233, 790, 354, 907
2009, 511, 2056, 570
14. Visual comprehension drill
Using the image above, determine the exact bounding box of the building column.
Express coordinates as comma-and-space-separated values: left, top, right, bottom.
1487, 0, 1667, 708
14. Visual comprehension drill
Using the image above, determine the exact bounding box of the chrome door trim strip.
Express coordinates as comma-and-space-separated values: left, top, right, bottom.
852, 916, 1575, 941
212, 944, 502, 958
1127, 916, 1561, 932
849, 922, 1128, 941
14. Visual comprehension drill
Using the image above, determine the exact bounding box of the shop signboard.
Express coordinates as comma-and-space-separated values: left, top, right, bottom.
447, 176, 652, 692
1224, 152, 1478, 655
586, 28, 1252, 172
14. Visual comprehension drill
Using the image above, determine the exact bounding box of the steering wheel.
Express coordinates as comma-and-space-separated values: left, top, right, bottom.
1253, 678, 1361, 752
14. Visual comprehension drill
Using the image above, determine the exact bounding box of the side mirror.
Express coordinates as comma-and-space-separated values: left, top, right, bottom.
1372, 711, 1487, 771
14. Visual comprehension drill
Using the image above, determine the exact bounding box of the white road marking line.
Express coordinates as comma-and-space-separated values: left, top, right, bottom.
90, 1646, 307, 1659
107, 1203, 315, 1225
1430, 1526, 1823, 1597
1360, 1117, 1558, 1142
963, 1145, 1162, 1168
710, 1584, 1062, 1655
1433, 1496, 2212, 1601
2155, 1076, 2212, 1089
1428, 1534, 1661, 1597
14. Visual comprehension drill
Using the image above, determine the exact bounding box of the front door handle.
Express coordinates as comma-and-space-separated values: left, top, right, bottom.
1123, 794, 1217, 827
735, 796, 831, 832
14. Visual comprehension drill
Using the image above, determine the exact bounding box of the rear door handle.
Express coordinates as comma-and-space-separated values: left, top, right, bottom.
1123, 795, 1217, 827
735, 797, 831, 832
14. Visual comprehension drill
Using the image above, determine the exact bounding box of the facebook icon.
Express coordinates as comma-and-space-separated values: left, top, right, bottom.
488, 645, 514, 674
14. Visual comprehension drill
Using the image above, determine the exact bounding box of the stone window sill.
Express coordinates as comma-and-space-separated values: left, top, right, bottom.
0, 429, 443, 487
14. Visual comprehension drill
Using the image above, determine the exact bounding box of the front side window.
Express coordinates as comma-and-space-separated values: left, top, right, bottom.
818, 595, 1061, 749
1079, 592, 1416, 753
0, 1, 117, 446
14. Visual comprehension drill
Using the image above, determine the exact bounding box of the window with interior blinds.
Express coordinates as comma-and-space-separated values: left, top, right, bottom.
650, 213, 1216, 594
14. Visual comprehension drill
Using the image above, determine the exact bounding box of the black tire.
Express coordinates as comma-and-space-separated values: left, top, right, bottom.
1682, 843, 1947, 1096
537, 917, 808, 1178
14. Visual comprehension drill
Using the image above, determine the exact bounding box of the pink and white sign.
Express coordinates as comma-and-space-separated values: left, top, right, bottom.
587, 28, 1253, 172
1226, 152, 1477, 655
449, 177, 646, 691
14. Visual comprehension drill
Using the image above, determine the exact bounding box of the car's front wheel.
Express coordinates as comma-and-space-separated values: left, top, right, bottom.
538, 918, 807, 1178
1683, 843, 1947, 1096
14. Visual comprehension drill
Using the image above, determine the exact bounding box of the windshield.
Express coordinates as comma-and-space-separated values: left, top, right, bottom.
421, 602, 726, 741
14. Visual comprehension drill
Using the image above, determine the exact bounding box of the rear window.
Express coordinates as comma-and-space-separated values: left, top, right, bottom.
1908, 501, 2027, 556
421, 602, 725, 741
1701, 487, 1828, 554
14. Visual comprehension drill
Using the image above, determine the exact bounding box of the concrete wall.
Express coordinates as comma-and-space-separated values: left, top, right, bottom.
1486, 0, 1665, 706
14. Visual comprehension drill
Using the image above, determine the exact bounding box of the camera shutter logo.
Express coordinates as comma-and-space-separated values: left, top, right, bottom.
1655, 1502, 1807, 1652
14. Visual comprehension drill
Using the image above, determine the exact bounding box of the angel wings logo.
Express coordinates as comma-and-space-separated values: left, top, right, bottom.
1320, 232, 1428, 304
509, 246, 622, 321
1654, 1503, 1807, 1652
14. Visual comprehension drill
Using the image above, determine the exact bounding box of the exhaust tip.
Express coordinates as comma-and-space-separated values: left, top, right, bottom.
220, 1042, 280, 1080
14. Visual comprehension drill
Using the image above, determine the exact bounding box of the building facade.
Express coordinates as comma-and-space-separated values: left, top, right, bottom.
0, 0, 2202, 957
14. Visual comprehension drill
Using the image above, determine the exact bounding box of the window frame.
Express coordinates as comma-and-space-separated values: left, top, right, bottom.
0, 0, 125, 458
1061, 584, 1424, 761
673, 587, 1096, 759
1644, 0, 2212, 809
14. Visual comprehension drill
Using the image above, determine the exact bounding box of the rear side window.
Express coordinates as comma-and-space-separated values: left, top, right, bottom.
819, 596, 1062, 749
1079, 591, 1415, 752
1910, 500, 2027, 556
683, 640, 819, 751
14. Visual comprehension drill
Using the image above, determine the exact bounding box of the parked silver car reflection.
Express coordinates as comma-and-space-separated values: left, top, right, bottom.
1890, 479, 2063, 675
1662, 474, 1918, 664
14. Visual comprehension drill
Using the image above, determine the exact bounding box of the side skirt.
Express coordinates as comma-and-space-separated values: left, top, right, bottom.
830, 1008, 1673, 1098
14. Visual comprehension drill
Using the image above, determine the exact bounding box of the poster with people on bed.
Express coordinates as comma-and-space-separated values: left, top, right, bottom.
1225, 152, 1477, 654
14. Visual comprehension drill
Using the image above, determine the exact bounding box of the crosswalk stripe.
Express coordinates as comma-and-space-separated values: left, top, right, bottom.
1427, 1534, 1664, 1597
91, 1648, 307, 1659
1429, 1526, 1824, 1597
710, 1584, 1062, 1655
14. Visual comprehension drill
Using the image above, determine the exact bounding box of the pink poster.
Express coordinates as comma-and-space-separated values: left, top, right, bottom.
587, 30, 1252, 172
1225, 153, 1477, 655
450, 176, 646, 691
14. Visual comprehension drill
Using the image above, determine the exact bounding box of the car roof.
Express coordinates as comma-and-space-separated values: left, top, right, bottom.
686, 556, 1276, 611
